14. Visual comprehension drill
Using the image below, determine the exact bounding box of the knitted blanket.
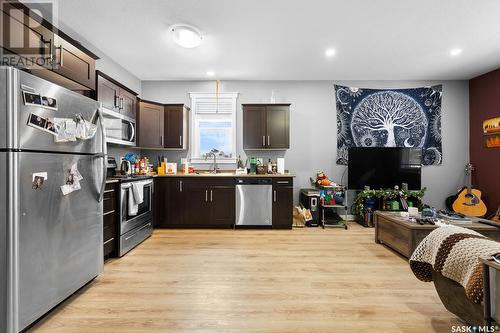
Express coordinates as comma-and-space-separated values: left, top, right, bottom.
409, 225, 500, 304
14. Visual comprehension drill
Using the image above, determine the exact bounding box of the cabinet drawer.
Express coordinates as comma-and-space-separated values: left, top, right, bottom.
103, 222, 115, 242
103, 238, 116, 257
103, 211, 116, 227
103, 193, 115, 214
273, 178, 293, 186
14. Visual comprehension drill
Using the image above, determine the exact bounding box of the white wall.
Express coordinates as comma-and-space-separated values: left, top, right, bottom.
141, 80, 469, 209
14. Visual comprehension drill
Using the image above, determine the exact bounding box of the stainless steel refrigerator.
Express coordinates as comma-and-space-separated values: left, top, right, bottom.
0, 67, 107, 332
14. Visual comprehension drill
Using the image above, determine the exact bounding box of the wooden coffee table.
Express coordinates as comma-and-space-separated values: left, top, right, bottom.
374, 211, 500, 258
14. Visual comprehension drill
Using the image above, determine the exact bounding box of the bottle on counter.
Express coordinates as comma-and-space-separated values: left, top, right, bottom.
267, 159, 273, 174
271, 160, 277, 174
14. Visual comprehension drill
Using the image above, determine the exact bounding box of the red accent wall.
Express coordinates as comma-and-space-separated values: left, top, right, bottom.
469, 68, 500, 215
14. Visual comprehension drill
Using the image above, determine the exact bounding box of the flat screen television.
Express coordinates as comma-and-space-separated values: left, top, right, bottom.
348, 147, 422, 190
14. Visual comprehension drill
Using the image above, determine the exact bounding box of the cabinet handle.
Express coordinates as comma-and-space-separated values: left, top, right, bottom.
115, 95, 119, 108
160, 135, 164, 146
121, 97, 124, 110
262, 136, 265, 147
179, 180, 183, 192
267, 136, 270, 146
179, 135, 182, 147
205, 189, 208, 202
210, 190, 213, 202
59, 45, 64, 66
276, 181, 289, 184
274, 190, 277, 202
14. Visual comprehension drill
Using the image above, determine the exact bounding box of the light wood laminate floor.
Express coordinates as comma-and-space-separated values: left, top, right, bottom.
30, 223, 460, 333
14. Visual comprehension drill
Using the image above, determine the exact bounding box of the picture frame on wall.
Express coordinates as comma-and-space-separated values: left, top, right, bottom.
483, 117, 500, 148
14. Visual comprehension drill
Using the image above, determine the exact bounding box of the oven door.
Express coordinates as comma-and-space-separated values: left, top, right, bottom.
102, 108, 136, 146
120, 180, 153, 235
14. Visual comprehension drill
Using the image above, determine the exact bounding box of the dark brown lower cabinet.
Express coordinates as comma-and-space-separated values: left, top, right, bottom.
103, 182, 118, 259
209, 185, 235, 228
154, 177, 293, 229
154, 177, 235, 228
272, 178, 294, 229
184, 179, 211, 228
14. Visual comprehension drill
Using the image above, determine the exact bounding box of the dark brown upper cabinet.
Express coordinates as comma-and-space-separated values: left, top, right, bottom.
96, 71, 138, 119
1, 1, 98, 91
138, 100, 164, 148
243, 104, 290, 149
1, 4, 53, 62
164, 104, 190, 149
51, 34, 96, 90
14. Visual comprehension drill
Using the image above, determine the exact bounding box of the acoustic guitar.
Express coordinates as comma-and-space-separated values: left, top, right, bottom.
491, 206, 500, 222
450, 164, 488, 217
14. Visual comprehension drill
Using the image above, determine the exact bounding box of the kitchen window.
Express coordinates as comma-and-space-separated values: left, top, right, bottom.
189, 92, 238, 163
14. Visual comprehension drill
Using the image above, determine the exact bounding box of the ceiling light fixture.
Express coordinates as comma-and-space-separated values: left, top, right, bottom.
449, 48, 462, 56
170, 24, 202, 48
325, 48, 336, 58
206, 71, 215, 77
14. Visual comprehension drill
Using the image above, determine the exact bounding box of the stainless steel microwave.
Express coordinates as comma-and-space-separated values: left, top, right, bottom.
102, 108, 136, 146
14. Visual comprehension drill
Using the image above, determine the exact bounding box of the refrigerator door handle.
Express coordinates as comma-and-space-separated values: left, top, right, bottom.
96, 107, 107, 202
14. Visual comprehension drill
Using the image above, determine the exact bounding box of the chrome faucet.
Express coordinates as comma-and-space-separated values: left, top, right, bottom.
205, 148, 219, 173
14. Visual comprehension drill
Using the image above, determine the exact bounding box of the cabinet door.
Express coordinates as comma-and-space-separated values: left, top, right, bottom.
166, 178, 187, 227
272, 183, 293, 229
243, 106, 266, 149
266, 105, 289, 149
52, 34, 96, 90
1, 4, 53, 65
164, 105, 184, 149
210, 186, 235, 228
97, 75, 120, 111
138, 101, 164, 148
184, 179, 210, 228
120, 88, 137, 119
154, 178, 168, 228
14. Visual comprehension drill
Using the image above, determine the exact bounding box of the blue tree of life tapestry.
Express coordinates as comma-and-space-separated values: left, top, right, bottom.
335, 85, 443, 166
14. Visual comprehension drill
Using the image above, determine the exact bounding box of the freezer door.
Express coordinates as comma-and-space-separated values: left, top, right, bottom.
15, 152, 103, 330
4, 67, 102, 153
0, 69, 7, 149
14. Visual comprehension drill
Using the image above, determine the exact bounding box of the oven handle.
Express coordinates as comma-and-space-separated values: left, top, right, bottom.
121, 180, 153, 189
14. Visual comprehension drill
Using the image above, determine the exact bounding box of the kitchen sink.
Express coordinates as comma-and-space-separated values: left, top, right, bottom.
196, 171, 235, 175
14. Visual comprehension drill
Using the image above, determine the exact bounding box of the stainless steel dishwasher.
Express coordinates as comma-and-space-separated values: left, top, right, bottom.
235, 178, 273, 226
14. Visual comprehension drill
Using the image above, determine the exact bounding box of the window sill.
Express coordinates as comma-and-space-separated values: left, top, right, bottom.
190, 158, 237, 164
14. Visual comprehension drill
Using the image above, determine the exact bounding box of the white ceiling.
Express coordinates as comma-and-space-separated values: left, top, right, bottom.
56, 0, 500, 81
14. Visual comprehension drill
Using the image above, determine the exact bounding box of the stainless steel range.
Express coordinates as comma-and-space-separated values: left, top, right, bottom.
114, 176, 154, 256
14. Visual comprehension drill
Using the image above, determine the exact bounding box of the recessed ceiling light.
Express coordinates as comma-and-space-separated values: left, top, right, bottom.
206, 71, 215, 77
325, 48, 336, 58
170, 24, 202, 48
449, 48, 462, 56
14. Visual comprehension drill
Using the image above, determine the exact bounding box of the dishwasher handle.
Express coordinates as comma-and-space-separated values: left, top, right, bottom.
235, 178, 272, 185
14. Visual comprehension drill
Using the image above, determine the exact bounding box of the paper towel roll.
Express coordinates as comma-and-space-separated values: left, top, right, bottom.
277, 158, 285, 174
